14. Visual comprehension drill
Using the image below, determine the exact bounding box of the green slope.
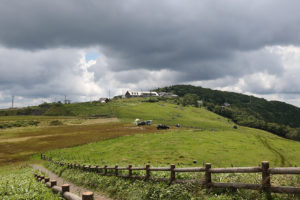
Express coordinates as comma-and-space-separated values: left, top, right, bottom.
157, 85, 300, 127
45, 99, 300, 167
112, 98, 233, 130
157, 85, 300, 140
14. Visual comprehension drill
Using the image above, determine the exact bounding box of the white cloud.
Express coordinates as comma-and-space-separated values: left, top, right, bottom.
1, 44, 300, 108
188, 45, 300, 106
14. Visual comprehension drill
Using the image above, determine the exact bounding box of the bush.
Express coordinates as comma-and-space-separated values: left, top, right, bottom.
28, 120, 40, 126
0, 120, 40, 129
49, 120, 63, 126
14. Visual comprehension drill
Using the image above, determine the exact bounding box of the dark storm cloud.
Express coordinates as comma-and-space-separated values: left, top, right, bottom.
1, 0, 300, 77
1, 0, 300, 107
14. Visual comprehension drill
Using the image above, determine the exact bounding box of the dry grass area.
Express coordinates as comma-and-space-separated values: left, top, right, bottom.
0, 121, 155, 165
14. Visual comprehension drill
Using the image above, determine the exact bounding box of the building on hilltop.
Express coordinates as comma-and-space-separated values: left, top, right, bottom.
125, 91, 159, 98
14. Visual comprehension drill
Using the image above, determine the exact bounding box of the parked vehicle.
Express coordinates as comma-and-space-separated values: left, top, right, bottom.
156, 124, 169, 130
138, 121, 146, 126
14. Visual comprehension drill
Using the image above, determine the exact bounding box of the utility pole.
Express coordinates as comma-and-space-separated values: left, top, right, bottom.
109, 89, 111, 99
11, 95, 14, 108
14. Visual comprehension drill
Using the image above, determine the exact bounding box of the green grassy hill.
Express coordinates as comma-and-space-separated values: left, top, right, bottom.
42, 98, 300, 200
157, 85, 300, 141
2, 98, 299, 200
156, 85, 300, 128
44, 98, 300, 167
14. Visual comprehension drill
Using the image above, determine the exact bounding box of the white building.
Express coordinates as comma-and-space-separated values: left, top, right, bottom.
125, 91, 159, 98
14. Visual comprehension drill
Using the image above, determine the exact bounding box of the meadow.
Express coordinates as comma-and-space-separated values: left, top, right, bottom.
0, 115, 154, 165
1, 98, 300, 199
44, 128, 300, 168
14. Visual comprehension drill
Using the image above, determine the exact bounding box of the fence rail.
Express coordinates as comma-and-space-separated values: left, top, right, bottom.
41, 154, 300, 195
34, 172, 94, 200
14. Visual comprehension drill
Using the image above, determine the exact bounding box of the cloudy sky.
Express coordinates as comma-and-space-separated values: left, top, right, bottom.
1, 0, 300, 108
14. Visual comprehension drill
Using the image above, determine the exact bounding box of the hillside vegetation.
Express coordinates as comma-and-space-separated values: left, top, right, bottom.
42, 99, 300, 200
43, 99, 300, 167
157, 85, 300, 140
0, 166, 63, 200
0, 101, 114, 117
1, 98, 300, 199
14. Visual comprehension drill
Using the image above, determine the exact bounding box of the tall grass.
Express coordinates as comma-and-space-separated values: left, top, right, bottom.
46, 162, 299, 200
0, 166, 63, 200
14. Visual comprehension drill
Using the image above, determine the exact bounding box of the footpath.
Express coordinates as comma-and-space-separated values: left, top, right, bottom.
31, 164, 112, 200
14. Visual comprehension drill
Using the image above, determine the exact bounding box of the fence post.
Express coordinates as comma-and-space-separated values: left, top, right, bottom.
262, 161, 271, 192
95, 165, 99, 173
82, 191, 94, 200
205, 163, 212, 190
128, 165, 132, 177
104, 165, 107, 175
50, 180, 57, 187
170, 164, 175, 183
145, 164, 150, 180
62, 184, 70, 193
115, 165, 118, 176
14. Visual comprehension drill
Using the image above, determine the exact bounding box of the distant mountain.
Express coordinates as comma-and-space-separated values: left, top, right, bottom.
157, 85, 300, 140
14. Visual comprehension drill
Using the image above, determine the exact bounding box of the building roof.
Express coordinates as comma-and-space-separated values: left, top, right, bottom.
126, 91, 159, 96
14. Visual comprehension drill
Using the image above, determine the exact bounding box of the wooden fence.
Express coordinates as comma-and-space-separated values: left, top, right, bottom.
34, 172, 94, 200
41, 154, 300, 195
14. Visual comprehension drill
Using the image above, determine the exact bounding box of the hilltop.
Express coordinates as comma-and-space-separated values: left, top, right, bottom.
157, 85, 300, 141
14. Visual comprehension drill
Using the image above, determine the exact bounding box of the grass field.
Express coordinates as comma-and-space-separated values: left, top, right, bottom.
111, 98, 234, 130
44, 127, 300, 168
0, 115, 154, 165
0, 165, 63, 200
43, 99, 300, 167
1, 98, 300, 199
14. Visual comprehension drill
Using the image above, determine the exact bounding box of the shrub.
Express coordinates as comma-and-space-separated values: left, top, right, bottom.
49, 120, 63, 126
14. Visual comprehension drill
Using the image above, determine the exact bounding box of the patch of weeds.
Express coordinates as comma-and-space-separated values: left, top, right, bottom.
49, 120, 63, 126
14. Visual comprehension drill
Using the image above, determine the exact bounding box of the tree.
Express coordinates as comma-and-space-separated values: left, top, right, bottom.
182, 94, 198, 107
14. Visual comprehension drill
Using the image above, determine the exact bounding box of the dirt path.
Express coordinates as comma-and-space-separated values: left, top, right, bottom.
31, 164, 112, 200
255, 135, 291, 166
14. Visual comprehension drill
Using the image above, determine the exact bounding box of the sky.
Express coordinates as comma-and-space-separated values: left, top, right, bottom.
1, 0, 300, 108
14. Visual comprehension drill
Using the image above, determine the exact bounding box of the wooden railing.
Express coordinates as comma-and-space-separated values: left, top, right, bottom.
41, 154, 300, 195
34, 172, 94, 200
